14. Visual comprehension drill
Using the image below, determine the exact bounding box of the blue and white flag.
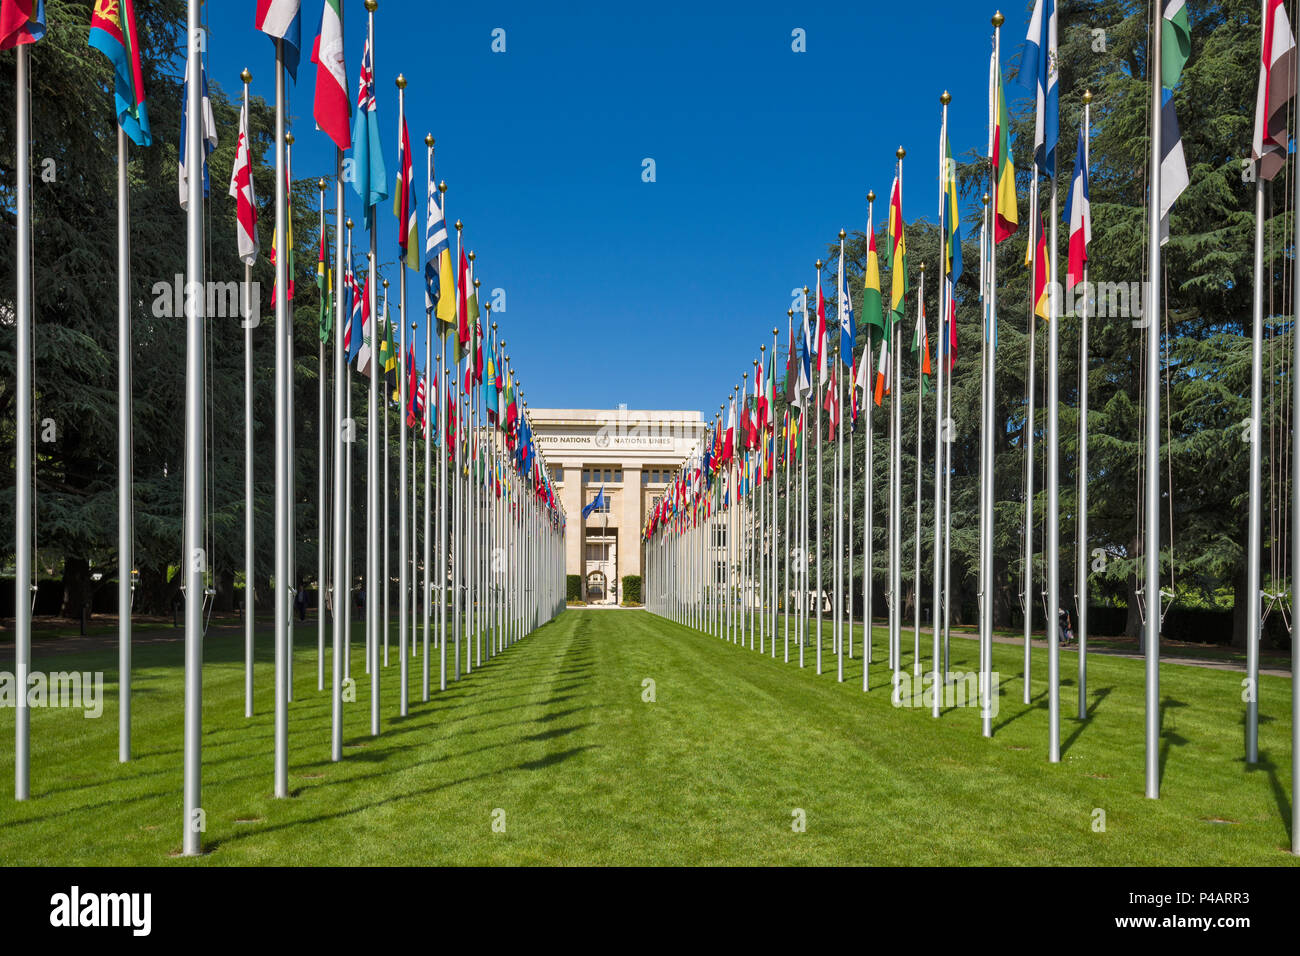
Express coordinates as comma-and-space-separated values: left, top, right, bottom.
838, 238, 854, 367
350, 37, 389, 209
1015, 0, 1058, 176
1159, 88, 1188, 245
178, 57, 217, 209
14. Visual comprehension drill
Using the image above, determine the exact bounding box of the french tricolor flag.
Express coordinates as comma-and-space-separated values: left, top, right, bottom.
1065, 126, 1091, 292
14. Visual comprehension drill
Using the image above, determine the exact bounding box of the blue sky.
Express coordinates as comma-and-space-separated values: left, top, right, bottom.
205, 1, 1035, 415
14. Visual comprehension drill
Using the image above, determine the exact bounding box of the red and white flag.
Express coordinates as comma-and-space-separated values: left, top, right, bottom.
311, 0, 350, 151
228, 99, 258, 264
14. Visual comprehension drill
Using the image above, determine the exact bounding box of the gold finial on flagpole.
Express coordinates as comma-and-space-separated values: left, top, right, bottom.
365, 0, 378, 12
468, 250, 475, 262
867, 190, 876, 203
241, 68, 252, 85
318, 177, 326, 190
941, 90, 951, 105
346, 218, 354, 229
455, 220, 463, 232
896, 146, 906, 160
425, 134, 434, 147
439, 181, 447, 194
815, 259, 823, 270
982, 193, 990, 206
396, 74, 406, 90
838, 228, 846, 240
992, 11, 1004, 28
285, 132, 294, 145
1083, 90, 1093, 105
383, 278, 389, 288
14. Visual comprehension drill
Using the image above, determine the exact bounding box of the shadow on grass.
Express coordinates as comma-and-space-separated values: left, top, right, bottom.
1060, 686, 1114, 756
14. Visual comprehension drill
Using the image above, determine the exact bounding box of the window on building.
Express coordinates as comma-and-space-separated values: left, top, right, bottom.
614, 469, 623, 483
603, 468, 612, 483
641, 471, 649, 485
582, 468, 590, 483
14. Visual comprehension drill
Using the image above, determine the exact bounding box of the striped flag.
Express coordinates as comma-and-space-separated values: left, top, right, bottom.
255, 0, 301, 81
815, 275, 828, 378
1065, 126, 1091, 291
838, 236, 854, 366
887, 172, 908, 323
228, 98, 259, 264
425, 165, 455, 327
178, 57, 217, 210
395, 117, 417, 268
1253, 0, 1295, 182
89, 0, 151, 146
1015, 0, 1058, 176
991, 52, 1019, 243
311, 0, 349, 151
0, 0, 44, 50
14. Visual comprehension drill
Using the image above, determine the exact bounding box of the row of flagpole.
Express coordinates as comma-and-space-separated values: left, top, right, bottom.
5, 0, 568, 857
642, 3, 1299, 855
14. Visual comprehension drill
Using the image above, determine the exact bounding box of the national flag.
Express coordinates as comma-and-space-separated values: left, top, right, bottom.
356, 273, 374, 377
815, 275, 828, 378
887, 172, 908, 323
383, 298, 400, 399
1162, 0, 1191, 91
912, 274, 932, 394
467, 259, 482, 385
483, 326, 499, 422
0, 0, 44, 49
940, 118, 963, 285
1015, 0, 1058, 176
1253, 0, 1295, 182
853, 344, 871, 418
89, 0, 151, 146
1159, 88, 1188, 244
723, 397, 736, 463
178, 57, 217, 210
270, 163, 295, 307
311, 0, 349, 151
316, 228, 331, 342
759, 345, 769, 431
874, 333, 890, 407
228, 98, 258, 264
991, 53, 1019, 242
823, 369, 839, 436
424, 169, 455, 328
256, 0, 302, 81
455, 246, 471, 361
405, 343, 421, 428
377, 282, 394, 391
795, 295, 813, 408
1065, 125, 1091, 291
1027, 208, 1049, 319
395, 116, 417, 268
862, 201, 885, 348
838, 237, 854, 366
755, 353, 769, 433
350, 37, 388, 208
784, 311, 798, 402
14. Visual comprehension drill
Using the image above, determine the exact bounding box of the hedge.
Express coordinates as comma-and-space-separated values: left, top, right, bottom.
621, 575, 642, 605
566, 574, 582, 602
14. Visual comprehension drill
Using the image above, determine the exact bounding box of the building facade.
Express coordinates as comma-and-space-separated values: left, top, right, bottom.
528, 407, 706, 604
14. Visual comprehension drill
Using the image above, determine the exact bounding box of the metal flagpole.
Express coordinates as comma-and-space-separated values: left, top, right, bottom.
1024, 173, 1038, 706
454, 221, 463, 680
914, 264, 924, 684
864, 193, 876, 688
181, 0, 206, 850
12, 24, 33, 801
330, 166, 347, 764
1046, 93, 1063, 766
382, 278, 390, 671
1247, 62, 1265, 762
981, 16, 1002, 738
800, 377, 808, 666
1142, 0, 1163, 798
345, 221, 354, 683
756, 356, 765, 653
244, 74, 257, 718
273, 38, 290, 797
318, 177, 329, 694
286, 132, 297, 705
1290, 6, 1300, 852
436, 183, 448, 691
365, 5, 380, 734
117, 119, 135, 761
835, 292, 845, 681
891, 148, 905, 697
933, 93, 950, 716
396, 145, 410, 716
1077, 90, 1092, 719
814, 263, 824, 675
764, 330, 774, 658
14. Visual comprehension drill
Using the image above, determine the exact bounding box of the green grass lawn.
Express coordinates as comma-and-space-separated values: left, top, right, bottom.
0, 608, 1294, 865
